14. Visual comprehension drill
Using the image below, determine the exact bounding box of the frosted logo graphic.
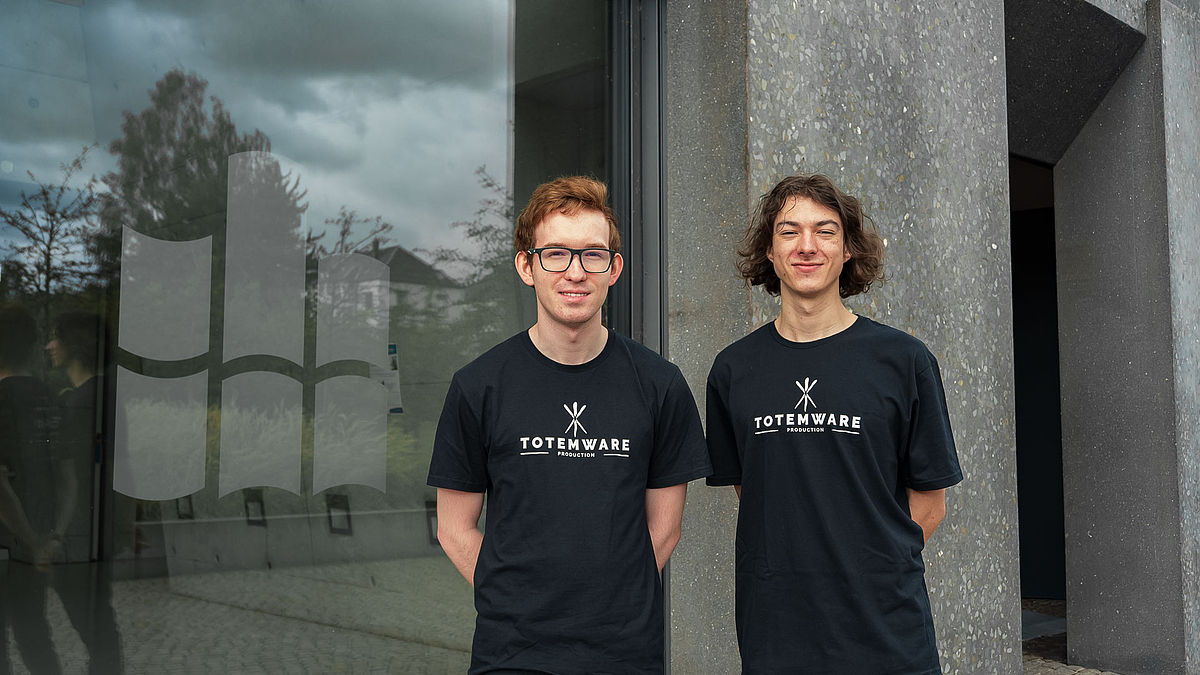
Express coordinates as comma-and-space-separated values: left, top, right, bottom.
563, 401, 588, 437
114, 151, 392, 500
517, 402, 632, 459
794, 377, 817, 411
750, 376, 862, 436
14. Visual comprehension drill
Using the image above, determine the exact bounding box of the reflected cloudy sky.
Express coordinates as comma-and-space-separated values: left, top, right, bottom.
0, 0, 510, 258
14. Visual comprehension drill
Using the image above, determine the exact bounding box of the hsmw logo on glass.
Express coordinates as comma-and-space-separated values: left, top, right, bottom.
751, 377, 862, 436
113, 151, 396, 501
518, 401, 631, 459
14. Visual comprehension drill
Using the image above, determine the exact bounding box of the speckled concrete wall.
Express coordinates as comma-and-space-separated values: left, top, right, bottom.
1161, 1, 1200, 671
1082, 0, 1148, 31
663, 1, 750, 673
1053, 1, 1194, 671
665, 0, 1021, 673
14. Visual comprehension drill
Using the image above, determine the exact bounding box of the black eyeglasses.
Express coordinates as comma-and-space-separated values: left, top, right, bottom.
525, 247, 617, 273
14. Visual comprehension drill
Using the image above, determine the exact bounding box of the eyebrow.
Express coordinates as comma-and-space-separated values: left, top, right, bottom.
538, 241, 610, 248
775, 219, 842, 230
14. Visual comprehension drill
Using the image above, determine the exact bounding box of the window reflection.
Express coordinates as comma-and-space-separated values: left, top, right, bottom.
0, 0, 608, 672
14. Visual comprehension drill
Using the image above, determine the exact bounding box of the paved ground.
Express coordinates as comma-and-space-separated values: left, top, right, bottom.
4, 558, 474, 675
4, 562, 1128, 674
1023, 657, 1124, 675
1020, 599, 1124, 675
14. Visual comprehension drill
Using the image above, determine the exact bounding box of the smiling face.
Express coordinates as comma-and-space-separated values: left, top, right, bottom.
766, 196, 851, 302
515, 208, 623, 332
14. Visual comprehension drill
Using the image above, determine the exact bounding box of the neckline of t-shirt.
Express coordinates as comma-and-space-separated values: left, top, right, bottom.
519, 328, 617, 372
766, 314, 867, 349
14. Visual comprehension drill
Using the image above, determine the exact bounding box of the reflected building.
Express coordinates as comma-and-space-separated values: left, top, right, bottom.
371, 244, 464, 321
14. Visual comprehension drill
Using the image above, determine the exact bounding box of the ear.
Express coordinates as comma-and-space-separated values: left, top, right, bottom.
607, 253, 624, 287
515, 250, 535, 287
766, 244, 775, 265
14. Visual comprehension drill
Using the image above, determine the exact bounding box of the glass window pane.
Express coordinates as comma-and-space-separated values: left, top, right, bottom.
0, 1, 611, 672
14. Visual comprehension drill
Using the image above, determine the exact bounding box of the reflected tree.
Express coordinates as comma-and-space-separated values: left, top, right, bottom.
379, 168, 527, 509
420, 166, 525, 358
99, 69, 304, 242
306, 206, 394, 257
101, 70, 308, 363
0, 146, 100, 327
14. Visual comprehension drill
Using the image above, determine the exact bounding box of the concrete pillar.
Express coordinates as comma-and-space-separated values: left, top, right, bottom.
665, 1, 1022, 673
664, 2, 750, 673
1054, 1, 1200, 673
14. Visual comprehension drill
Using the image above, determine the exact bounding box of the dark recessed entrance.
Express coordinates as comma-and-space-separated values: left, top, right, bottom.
1003, 0, 1146, 663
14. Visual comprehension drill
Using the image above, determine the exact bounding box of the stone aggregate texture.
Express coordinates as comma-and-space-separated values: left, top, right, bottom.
665, 0, 1021, 671
1053, 1, 1200, 671
1083, 0, 1149, 31
742, 0, 1020, 673
1005, 0, 1145, 165
1160, 0, 1200, 669
663, 0, 753, 672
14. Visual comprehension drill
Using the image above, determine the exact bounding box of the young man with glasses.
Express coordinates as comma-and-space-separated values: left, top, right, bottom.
706, 174, 962, 675
428, 176, 711, 674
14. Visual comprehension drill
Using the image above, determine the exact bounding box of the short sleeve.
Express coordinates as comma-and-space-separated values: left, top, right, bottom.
427, 377, 488, 492
902, 352, 963, 491
704, 359, 742, 487
647, 369, 712, 489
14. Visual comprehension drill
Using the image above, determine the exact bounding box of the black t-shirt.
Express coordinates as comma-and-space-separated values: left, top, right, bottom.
705, 316, 963, 675
428, 329, 712, 675
0, 376, 63, 557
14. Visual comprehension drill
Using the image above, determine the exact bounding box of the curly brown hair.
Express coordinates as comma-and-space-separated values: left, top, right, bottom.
513, 176, 621, 255
737, 174, 884, 297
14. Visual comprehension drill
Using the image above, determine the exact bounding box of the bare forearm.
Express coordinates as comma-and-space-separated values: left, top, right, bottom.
435, 488, 486, 586
906, 488, 947, 543
648, 522, 681, 571
438, 526, 483, 585
0, 473, 39, 547
646, 483, 687, 571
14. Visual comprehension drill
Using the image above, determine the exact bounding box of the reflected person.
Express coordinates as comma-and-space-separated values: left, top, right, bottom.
428, 177, 712, 674
705, 174, 963, 674
0, 303, 73, 674
45, 310, 125, 674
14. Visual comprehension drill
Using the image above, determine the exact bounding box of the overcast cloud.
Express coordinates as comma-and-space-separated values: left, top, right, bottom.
0, 0, 511, 266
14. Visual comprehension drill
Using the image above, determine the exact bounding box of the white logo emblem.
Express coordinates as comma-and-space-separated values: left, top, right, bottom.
794, 377, 817, 411
563, 401, 588, 437
114, 151, 391, 500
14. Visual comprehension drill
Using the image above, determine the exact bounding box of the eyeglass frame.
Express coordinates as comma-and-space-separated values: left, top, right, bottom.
524, 246, 619, 273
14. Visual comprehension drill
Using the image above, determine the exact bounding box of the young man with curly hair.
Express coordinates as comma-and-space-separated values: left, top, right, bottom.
705, 174, 963, 674
428, 176, 711, 674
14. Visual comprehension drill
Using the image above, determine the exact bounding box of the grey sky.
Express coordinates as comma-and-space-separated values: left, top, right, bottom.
0, 0, 511, 267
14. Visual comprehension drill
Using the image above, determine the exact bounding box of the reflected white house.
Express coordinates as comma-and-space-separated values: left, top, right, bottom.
368, 243, 467, 323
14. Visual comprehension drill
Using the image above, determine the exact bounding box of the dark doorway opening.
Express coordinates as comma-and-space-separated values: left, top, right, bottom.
1004, 0, 1145, 663
1008, 155, 1068, 659
1010, 154, 1065, 602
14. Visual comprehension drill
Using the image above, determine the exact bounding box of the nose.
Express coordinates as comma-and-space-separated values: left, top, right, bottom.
798, 230, 818, 254
564, 252, 588, 280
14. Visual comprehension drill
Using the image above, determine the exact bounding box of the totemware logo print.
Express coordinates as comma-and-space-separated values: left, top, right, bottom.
517, 402, 632, 459
794, 377, 817, 411
751, 375, 862, 436
564, 401, 587, 436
